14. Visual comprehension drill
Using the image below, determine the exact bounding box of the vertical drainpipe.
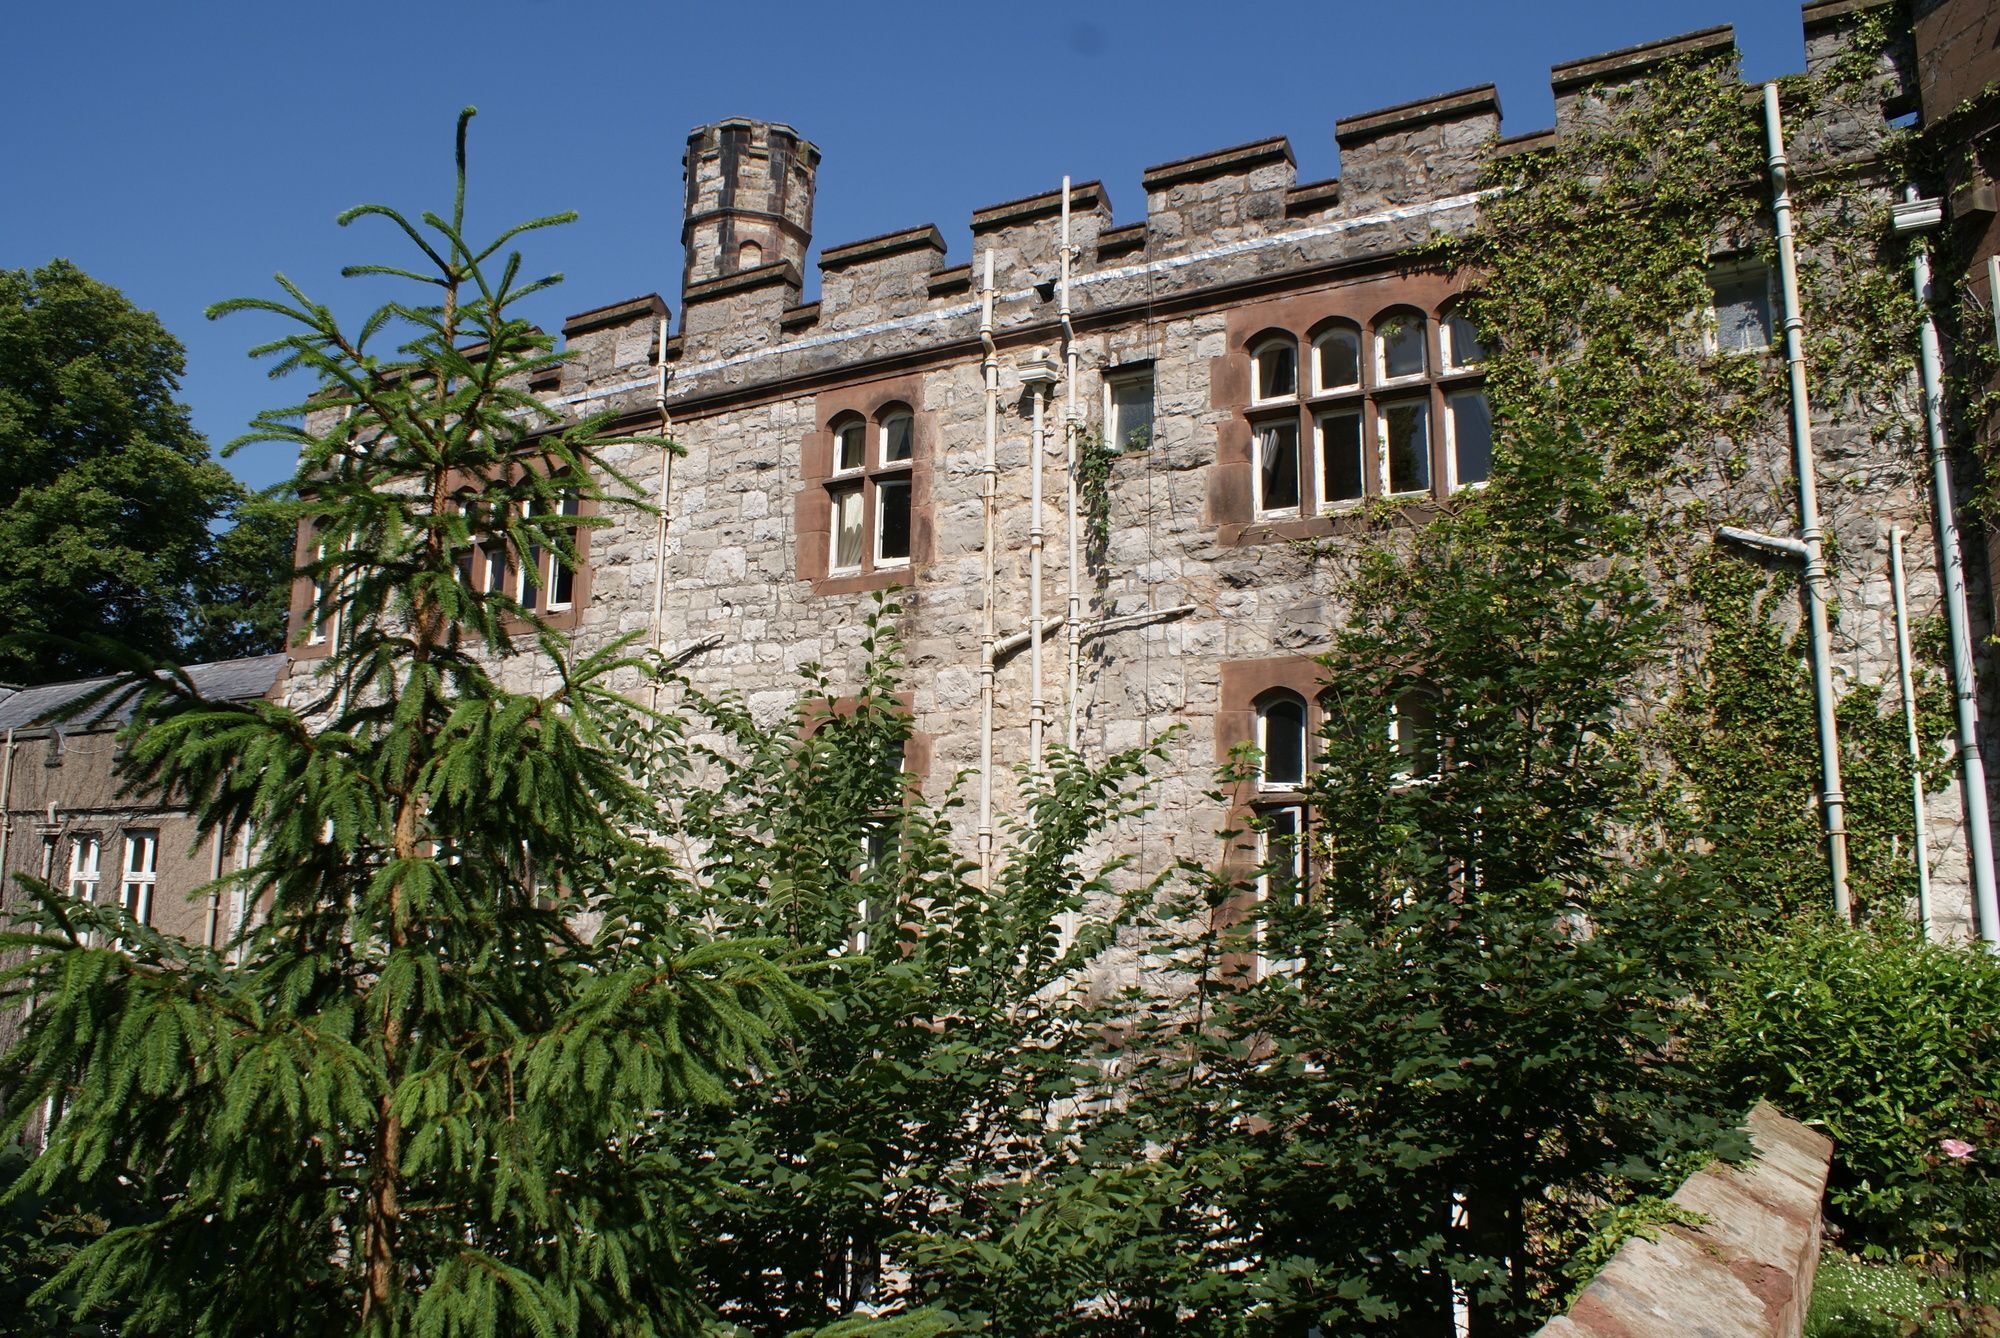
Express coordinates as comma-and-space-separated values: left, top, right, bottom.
0, 729, 15, 896
1028, 361, 1050, 774
978, 250, 999, 887
203, 826, 225, 950
1763, 82, 1852, 919
1060, 180, 1082, 750
648, 318, 675, 715
1899, 192, 2000, 943
1890, 528, 1937, 938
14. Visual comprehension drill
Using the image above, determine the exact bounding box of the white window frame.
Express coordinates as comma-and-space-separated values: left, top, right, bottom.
879, 411, 914, 466
1254, 804, 1306, 981
1389, 690, 1441, 786
828, 481, 866, 575
544, 491, 581, 613
1312, 324, 1364, 395
120, 830, 158, 927
1256, 693, 1309, 792
1250, 335, 1299, 406
871, 475, 912, 570
1378, 396, 1433, 498
1443, 386, 1492, 494
1253, 418, 1303, 519
1374, 309, 1429, 386
514, 499, 540, 607
1440, 308, 1486, 371
1705, 260, 1775, 356
833, 419, 868, 477
68, 834, 102, 903
1103, 366, 1155, 453
1314, 407, 1367, 512
306, 534, 340, 647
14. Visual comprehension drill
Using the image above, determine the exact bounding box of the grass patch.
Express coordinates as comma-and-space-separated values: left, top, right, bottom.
1804, 1250, 1997, 1338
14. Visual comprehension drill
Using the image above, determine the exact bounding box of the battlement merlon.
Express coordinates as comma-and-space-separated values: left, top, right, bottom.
970, 180, 1111, 293
1335, 84, 1502, 212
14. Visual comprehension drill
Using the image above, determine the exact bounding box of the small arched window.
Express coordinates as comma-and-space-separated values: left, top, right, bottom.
1257, 692, 1309, 790
1441, 304, 1486, 369
880, 410, 913, 464
1251, 334, 1298, 403
738, 239, 764, 269
1312, 322, 1363, 394
1375, 307, 1428, 382
826, 407, 916, 576
1390, 688, 1441, 782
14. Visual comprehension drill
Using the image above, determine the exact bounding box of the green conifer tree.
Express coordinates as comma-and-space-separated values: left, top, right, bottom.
0, 110, 809, 1337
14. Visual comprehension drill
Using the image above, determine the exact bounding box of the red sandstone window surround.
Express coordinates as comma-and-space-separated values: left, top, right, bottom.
797, 375, 934, 595
1210, 280, 1491, 546
288, 468, 594, 659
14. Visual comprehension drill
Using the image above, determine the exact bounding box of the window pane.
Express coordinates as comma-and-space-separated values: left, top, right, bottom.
1316, 329, 1361, 391
875, 476, 911, 562
1256, 420, 1301, 512
1260, 697, 1306, 787
1111, 374, 1154, 450
1712, 270, 1771, 352
836, 423, 866, 472
882, 414, 913, 463
1319, 411, 1364, 504
1264, 805, 1303, 884
1393, 691, 1441, 779
1256, 342, 1297, 400
1383, 399, 1431, 495
1380, 313, 1426, 379
1449, 390, 1492, 488
831, 483, 864, 570
1444, 311, 1486, 367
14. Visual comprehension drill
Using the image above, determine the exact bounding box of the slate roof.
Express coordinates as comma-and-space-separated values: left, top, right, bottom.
0, 653, 288, 734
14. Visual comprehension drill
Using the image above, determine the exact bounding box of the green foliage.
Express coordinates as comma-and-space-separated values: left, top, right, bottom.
0, 110, 808, 1337
652, 607, 1172, 1330
918, 427, 1750, 1335
1073, 425, 1121, 562
1696, 918, 2000, 1248
0, 259, 262, 682
184, 483, 299, 661
1655, 552, 1944, 922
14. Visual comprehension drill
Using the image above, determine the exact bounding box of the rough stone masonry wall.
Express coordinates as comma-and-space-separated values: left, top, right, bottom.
279, 0, 1984, 970
1536, 1102, 1835, 1338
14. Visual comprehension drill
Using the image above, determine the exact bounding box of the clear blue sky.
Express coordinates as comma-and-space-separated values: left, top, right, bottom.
3, 1, 1813, 496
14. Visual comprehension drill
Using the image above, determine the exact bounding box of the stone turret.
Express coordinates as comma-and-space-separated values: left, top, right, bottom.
680, 118, 820, 298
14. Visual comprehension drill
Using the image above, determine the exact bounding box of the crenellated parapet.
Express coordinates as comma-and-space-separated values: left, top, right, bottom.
536, 5, 1911, 407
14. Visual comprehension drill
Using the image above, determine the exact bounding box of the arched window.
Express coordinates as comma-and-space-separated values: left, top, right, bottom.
1390, 688, 1441, 782
738, 239, 764, 269
1375, 307, 1428, 382
1256, 691, 1308, 790
545, 485, 582, 612
1312, 322, 1363, 394
1440, 304, 1486, 369
1234, 295, 1487, 526
826, 405, 917, 576
1438, 301, 1492, 490
1250, 333, 1299, 404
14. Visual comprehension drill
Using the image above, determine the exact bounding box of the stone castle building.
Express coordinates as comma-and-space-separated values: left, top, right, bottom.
269, 0, 1997, 960
268, 2, 1981, 968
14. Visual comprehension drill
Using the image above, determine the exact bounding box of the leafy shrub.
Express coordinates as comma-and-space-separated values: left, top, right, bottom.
1697, 917, 2000, 1247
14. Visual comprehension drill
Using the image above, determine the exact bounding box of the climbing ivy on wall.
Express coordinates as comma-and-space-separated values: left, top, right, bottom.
1418, 33, 1945, 922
